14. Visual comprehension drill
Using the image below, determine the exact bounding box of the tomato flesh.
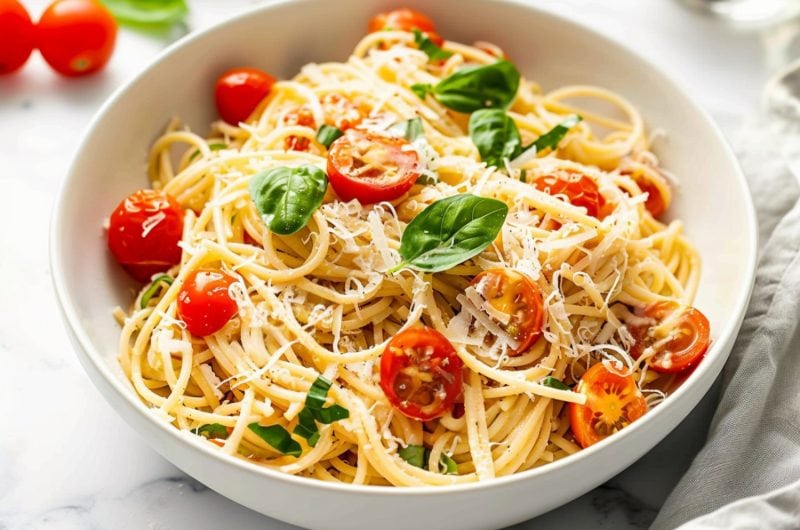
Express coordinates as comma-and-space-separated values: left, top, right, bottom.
0, 0, 35, 75
380, 327, 463, 421
327, 130, 420, 204
471, 268, 544, 355
107, 189, 184, 282
283, 106, 316, 151
368, 8, 444, 47
638, 177, 667, 218
569, 363, 647, 448
37, 0, 117, 77
215, 67, 276, 125
177, 268, 239, 336
629, 301, 710, 374
533, 172, 605, 218
322, 93, 364, 131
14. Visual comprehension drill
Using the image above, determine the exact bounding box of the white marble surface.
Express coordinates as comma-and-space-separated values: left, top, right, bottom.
0, 1, 771, 528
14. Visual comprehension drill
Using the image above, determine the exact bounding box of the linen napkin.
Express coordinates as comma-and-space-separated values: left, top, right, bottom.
652, 115, 800, 529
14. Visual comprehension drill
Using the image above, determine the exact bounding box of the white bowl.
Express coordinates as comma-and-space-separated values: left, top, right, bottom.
50, 1, 757, 528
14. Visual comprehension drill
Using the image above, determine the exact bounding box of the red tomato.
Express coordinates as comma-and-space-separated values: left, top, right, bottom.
177, 268, 239, 336
107, 189, 184, 282
629, 301, 710, 374
322, 93, 364, 131
37, 0, 117, 77
533, 172, 605, 218
471, 268, 544, 356
283, 106, 316, 151
215, 67, 276, 125
327, 130, 420, 204
0, 0, 35, 75
637, 177, 667, 218
569, 363, 647, 448
380, 327, 463, 421
368, 7, 444, 47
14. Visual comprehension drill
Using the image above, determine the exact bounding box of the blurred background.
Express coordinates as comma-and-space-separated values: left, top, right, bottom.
0, 0, 797, 528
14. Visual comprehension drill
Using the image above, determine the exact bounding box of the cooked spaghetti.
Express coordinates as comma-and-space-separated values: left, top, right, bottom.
110, 10, 709, 487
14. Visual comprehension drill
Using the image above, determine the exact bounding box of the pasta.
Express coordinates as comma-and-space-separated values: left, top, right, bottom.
111, 15, 707, 487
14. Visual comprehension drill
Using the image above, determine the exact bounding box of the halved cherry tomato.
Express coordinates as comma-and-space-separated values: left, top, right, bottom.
368, 7, 444, 47
107, 189, 184, 282
37, 0, 117, 77
471, 268, 544, 356
0, 0, 35, 75
215, 67, 276, 125
621, 169, 669, 218
533, 172, 606, 218
177, 268, 239, 336
327, 129, 420, 204
380, 327, 463, 421
569, 362, 647, 448
322, 93, 364, 131
629, 301, 710, 374
283, 106, 316, 151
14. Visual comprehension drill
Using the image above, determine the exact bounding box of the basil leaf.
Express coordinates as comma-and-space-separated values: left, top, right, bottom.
100, 0, 188, 26
416, 174, 439, 186
468, 108, 521, 168
541, 376, 570, 391
248, 165, 328, 235
316, 125, 344, 148
413, 29, 453, 61
188, 142, 227, 162
520, 168, 527, 182
418, 60, 520, 113
194, 423, 228, 440
140, 274, 173, 309
292, 376, 350, 446
399, 445, 459, 475
516, 115, 582, 160
393, 194, 508, 273
411, 83, 433, 100
248, 423, 302, 457
388, 117, 424, 142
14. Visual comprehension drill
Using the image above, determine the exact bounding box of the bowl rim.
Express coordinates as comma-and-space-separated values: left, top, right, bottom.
50, 0, 758, 497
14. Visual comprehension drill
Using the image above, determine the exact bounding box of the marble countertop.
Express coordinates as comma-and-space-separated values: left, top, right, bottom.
0, 1, 771, 528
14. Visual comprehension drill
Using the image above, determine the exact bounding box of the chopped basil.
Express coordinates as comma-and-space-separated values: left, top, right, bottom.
520, 168, 527, 182
517, 114, 583, 160
292, 376, 350, 447
541, 376, 570, 391
248, 423, 302, 457
248, 165, 328, 235
399, 444, 458, 475
100, 0, 188, 26
391, 194, 508, 273
188, 142, 227, 162
140, 274, 173, 309
316, 125, 344, 148
413, 29, 453, 61
194, 423, 229, 440
416, 174, 439, 186
388, 117, 425, 142
411, 60, 520, 113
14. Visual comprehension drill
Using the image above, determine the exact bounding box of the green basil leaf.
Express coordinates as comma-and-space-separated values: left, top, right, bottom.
411, 83, 433, 100
393, 194, 508, 273
468, 108, 522, 168
517, 115, 583, 160
541, 376, 570, 391
439, 453, 458, 475
520, 168, 527, 182
194, 423, 228, 440
140, 274, 173, 309
316, 125, 344, 148
413, 29, 453, 61
424, 60, 520, 113
248, 165, 328, 235
416, 174, 439, 186
388, 117, 425, 142
100, 0, 188, 26
248, 423, 302, 457
188, 142, 227, 162
293, 408, 321, 447
399, 445, 459, 475
292, 376, 350, 446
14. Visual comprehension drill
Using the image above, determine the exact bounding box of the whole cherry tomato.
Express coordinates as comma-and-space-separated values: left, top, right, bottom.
0, 0, 35, 75
177, 268, 239, 336
368, 8, 444, 47
215, 67, 276, 125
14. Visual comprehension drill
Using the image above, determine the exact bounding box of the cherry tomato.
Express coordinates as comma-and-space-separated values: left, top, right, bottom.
629, 301, 710, 374
322, 93, 364, 131
533, 172, 606, 218
471, 268, 544, 356
215, 67, 276, 125
37, 0, 117, 77
380, 327, 463, 421
637, 176, 668, 218
0, 0, 35, 75
368, 7, 444, 47
569, 363, 647, 448
283, 106, 316, 151
327, 129, 420, 204
177, 268, 239, 336
107, 189, 184, 282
